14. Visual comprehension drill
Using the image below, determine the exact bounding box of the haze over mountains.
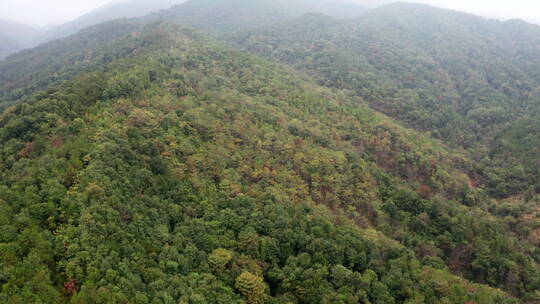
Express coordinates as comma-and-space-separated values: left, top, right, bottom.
0, 0, 539, 303
1, 0, 538, 59
42, 0, 187, 40
0, 19, 43, 59
0, 0, 187, 59
150, 0, 367, 33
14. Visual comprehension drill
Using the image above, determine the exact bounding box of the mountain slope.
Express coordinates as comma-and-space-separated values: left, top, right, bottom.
1, 1, 540, 302
228, 3, 540, 197
0, 19, 144, 107
43, 0, 186, 41
231, 3, 540, 144
0, 22, 524, 304
0, 0, 367, 107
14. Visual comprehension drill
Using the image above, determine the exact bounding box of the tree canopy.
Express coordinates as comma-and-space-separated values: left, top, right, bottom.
1, 1, 539, 303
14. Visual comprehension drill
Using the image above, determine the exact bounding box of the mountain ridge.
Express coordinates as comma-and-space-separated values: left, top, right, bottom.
150, 0, 367, 33
42, 0, 187, 41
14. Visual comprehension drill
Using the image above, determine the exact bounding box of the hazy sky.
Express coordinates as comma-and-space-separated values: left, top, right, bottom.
0, 0, 111, 26
0, 0, 539, 26
412, 0, 540, 23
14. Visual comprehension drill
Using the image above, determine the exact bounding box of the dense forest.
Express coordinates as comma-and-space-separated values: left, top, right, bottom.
228, 3, 540, 198
0, 0, 539, 303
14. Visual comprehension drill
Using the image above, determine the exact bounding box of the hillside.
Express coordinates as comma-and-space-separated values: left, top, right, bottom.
0, 0, 367, 107
0, 19, 144, 107
228, 3, 540, 198
42, 0, 186, 41
0, 20, 532, 303
1, 1, 540, 303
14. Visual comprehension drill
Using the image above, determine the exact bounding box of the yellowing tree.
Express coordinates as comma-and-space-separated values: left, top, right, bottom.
235, 271, 268, 304
208, 248, 233, 271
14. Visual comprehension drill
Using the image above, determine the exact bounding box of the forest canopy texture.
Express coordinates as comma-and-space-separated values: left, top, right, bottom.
0, 1, 539, 303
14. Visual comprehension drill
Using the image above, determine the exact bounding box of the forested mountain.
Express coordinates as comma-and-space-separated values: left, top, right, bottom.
0, 19, 42, 59
1, 21, 525, 304
0, 19, 145, 108
229, 2, 540, 198
151, 0, 367, 33
0, 1, 186, 58
42, 0, 186, 41
1, 1, 540, 303
0, 0, 366, 108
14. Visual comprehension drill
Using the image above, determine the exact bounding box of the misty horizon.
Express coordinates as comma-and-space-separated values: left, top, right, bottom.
0, 0, 539, 27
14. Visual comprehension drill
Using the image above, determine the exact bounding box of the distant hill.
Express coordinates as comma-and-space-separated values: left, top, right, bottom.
0, 0, 366, 103
0, 19, 42, 59
349, 0, 397, 7
152, 0, 367, 33
0, 19, 40, 39
42, 0, 186, 41
0, 34, 22, 60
